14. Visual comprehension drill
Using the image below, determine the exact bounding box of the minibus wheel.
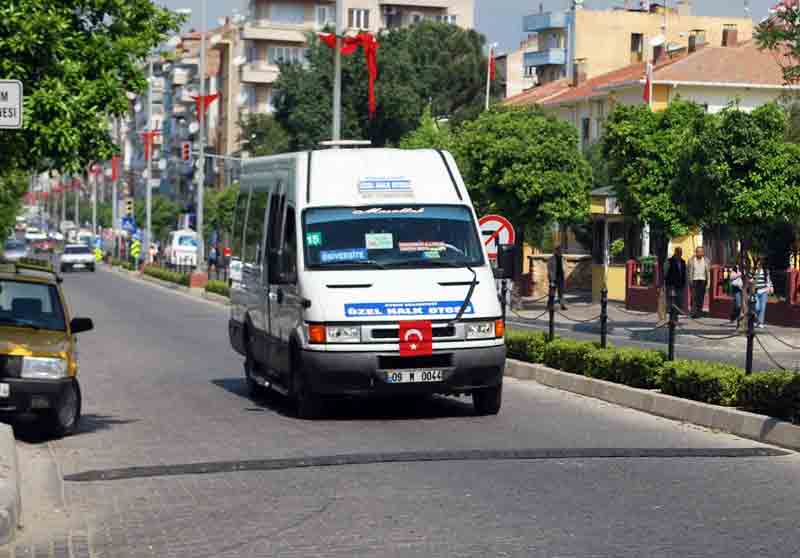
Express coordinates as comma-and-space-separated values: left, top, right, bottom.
473, 384, 502, 416
291, 348, 323, 420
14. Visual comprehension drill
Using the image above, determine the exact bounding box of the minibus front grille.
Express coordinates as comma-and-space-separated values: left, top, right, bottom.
378, 354, 453, 370
0, 356, 22, 379
371, 326, 456, 340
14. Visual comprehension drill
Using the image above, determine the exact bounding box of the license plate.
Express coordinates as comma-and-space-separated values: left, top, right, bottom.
0, 383, 9, 398
73, 263, 85, 269
386, 369, 443, 384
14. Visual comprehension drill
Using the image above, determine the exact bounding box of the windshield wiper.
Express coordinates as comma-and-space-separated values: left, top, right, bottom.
0, 319, 41, 330
319, 259, 388, 270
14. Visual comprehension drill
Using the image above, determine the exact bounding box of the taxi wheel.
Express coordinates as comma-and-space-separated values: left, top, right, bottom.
473, 384, 502, 416
46, 380, 82, 438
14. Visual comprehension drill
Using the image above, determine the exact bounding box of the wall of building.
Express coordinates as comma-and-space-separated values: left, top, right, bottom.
573, 10, 754, 81
666, 84, 783, 113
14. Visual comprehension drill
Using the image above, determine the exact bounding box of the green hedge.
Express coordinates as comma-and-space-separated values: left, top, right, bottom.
738, 372, 800, 422
659, 361, 744, 406
205, 280, 230, 298
142, 265, 190, 286
505, 329, 799, 423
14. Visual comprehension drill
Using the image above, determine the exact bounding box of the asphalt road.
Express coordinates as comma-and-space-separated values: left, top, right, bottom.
4, 268, 800, 557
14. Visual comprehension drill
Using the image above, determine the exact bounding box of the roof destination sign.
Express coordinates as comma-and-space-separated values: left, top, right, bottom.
0, 80, 22, 129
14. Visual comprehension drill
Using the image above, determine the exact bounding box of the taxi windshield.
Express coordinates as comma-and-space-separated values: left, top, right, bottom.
0, 279, 66, 331
303, 205, 485, 270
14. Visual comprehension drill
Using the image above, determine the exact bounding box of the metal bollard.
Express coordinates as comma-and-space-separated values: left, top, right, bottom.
745, 291, 757, 375
600, 288, 609, 349
547, 281, 556, 342
668, 294, 678, 361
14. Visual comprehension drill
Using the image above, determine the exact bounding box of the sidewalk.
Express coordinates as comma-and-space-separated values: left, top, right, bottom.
511, 292, 800, 368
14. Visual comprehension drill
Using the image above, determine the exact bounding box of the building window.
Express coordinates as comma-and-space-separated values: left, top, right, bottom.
411, 13, 424, 24
316, 5, 335, 28
433, 14, 457, 25
348, 8, 370, 29
581, 117, 591, 144
268, 46, 306, 65
383, 7, 403, 29
630, 33, 643, 63
270, 3, 305, 25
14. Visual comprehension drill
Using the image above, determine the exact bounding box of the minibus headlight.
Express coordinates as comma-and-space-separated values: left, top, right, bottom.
465, 322, 495, 339
21, 357, 68, 379
325, 325, 362, 343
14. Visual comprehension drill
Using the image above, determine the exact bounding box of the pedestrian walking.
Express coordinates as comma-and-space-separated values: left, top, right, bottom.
547, 246, 568, 310
665, 247, 687, 313
729, 266, 743, 326
688, 246, 710, 318
208, 244, 218, 273
751, 259, 773, 329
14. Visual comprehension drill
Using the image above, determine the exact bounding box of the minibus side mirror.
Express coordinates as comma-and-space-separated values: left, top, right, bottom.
494, 244, 516, 280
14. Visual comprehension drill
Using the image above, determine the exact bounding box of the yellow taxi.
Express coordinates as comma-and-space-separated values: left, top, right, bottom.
0, 261, 93, 437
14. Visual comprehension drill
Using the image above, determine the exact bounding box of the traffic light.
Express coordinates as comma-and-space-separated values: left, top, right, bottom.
125, 198, 134, 216
181, 141, 192, 162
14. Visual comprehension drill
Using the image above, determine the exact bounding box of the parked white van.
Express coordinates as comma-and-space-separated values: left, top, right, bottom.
227, 149, 506, 418
165, 229, 198, 268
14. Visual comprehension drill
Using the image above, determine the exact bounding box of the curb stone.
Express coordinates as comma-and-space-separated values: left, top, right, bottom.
100, 265, 230, 307
505, 359, 800, 451
0, 424, 20, 546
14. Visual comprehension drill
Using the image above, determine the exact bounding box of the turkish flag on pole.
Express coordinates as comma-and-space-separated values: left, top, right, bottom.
643, 62, 653, 106
489, 46, 496, 81
192, 93, 220, 123
318, 32, 379, 119
399, 321, 433, 357
318, 32, 337, 49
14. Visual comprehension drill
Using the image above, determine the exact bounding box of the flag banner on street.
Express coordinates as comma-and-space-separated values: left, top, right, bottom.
643, 62, 653, 105
318, 32, 379, 118
191, 93, 220, 123
399, 320, 433, 357
489, 46, 496, 81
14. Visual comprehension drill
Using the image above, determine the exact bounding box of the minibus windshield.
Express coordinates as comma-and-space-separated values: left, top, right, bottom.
304, 206, 485, 270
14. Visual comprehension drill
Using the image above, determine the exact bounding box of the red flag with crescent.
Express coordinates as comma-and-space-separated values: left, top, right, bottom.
399, 320, 433, 357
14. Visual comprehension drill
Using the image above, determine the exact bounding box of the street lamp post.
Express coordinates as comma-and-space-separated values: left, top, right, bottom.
145, 59, 154, 264
195, 0, 208, 273
332, 0, 344, 143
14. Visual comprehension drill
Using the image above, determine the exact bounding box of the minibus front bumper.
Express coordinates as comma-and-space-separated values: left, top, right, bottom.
301, 344, 505, 397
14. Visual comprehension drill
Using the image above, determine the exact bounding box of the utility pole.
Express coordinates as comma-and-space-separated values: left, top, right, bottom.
196, 0, 208, 272
92, 172, 97, 243
332, 0, 343, 143
60, 177, 66, 227
145, 59, 154, 264
74, 176, 80, 228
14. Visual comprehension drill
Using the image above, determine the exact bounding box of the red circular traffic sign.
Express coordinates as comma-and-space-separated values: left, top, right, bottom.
479, 214, 515, 260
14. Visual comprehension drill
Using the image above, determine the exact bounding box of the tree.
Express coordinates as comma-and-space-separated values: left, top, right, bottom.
134, 195, 179, 244
204, 183, 239, 241
603, 100, 706, 259
0, 171, 28, 238
239, 115, 290, 157
675, 103, 800, 311
452, 105, 591, 234
0, 0, 183, 224
398, 106, 453, 150
274, 22, 494, 149
756, 0, 800, 84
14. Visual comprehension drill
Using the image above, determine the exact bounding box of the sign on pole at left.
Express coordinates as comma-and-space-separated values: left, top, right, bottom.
0, 80, 23, 129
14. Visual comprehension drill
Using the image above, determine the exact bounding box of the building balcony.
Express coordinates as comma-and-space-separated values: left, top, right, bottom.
172, 68, 191, 86
523, 11, 567, 32
242, 22, 309, 43
524, 48, 566, 68
241, 63, 280, 84
379, 0, 450, 6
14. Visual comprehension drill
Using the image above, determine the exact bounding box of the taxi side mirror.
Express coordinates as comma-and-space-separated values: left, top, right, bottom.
70, 317, 94, 334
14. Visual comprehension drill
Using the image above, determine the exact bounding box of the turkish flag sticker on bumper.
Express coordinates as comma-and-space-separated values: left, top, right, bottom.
399, 320, 433, 357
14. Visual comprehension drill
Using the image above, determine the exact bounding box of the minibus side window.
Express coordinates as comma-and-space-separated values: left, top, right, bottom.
231, 189, 250, 259
278, 204, 297, 284
267, 194, 285, 283
244, 191, 269, 275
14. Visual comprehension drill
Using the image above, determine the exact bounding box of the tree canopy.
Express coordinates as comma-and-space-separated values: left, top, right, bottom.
453, 105, 591, 230
239, 114, 290, 157
603, 100, 706, 243
756, 1, 800, 84
274, 22, 494, 149
134, 195, 180, 243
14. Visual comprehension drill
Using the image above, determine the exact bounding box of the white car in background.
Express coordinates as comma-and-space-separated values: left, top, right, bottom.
24, 227, 47, 242
60, 244, 96, 272
2, 239, 28, 262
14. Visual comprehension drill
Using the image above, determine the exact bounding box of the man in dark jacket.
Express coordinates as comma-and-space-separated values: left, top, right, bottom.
665, 247, 687, 313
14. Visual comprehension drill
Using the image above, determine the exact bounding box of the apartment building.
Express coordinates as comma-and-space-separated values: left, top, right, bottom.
495, 35, 539, 99
240, 0, 474, 125
523, 0, 753, 86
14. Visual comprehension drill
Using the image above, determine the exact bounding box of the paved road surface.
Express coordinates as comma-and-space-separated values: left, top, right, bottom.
3, 269, 800, 557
